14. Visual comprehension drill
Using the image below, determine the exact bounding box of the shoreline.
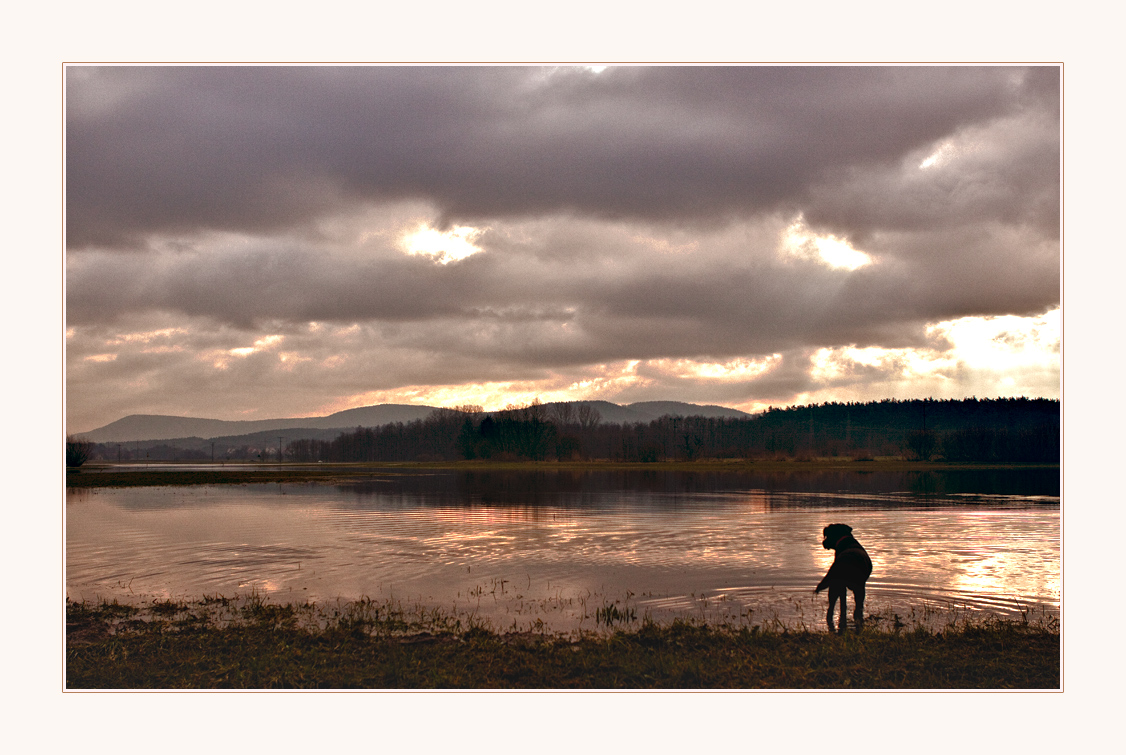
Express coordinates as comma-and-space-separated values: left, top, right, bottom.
65, 596, 1061, 690
65, 458, 1061, 489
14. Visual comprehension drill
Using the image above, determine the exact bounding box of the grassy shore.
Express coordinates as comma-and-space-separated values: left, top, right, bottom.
66, 597, 1060, 689
65, 458, 1060, 488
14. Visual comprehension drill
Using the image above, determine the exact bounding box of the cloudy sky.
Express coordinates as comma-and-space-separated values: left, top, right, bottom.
64, 65, 1060, 432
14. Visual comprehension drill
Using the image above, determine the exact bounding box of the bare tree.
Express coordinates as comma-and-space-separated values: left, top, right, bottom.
576, 403, 602, 430
550, 401, 577, 426
66, 435, 94, 468
506, 398, 547, 423
526, 397, 547, 422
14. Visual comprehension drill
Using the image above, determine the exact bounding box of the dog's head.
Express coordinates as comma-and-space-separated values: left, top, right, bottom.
822, 523, 853, 550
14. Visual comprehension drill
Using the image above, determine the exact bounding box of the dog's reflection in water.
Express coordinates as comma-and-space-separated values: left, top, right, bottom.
815, 523, 873, 633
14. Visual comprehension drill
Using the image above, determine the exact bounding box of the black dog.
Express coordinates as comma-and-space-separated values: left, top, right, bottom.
815, 523, 873, 633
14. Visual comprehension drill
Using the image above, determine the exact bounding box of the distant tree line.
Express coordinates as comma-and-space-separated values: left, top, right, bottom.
83, 442, 213, 463
81, 397, 1060, 465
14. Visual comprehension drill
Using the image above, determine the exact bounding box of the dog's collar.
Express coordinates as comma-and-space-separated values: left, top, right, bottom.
832, 534, 853, 549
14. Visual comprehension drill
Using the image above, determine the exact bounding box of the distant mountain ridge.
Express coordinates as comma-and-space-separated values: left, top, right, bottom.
79, 401, 751, 443
80, 404, 438, 443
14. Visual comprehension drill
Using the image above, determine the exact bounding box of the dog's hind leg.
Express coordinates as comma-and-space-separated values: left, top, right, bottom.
852, 584, 866, 630
827, 585, 845, 633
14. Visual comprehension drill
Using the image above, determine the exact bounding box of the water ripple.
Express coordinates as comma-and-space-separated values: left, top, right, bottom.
66, 474, 1060, 630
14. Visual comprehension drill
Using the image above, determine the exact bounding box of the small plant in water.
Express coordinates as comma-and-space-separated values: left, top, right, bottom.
595, 602, 637, 626
149, 599, 187, 616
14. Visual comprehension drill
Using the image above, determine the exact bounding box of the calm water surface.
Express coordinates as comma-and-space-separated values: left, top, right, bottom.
66, 469, 1060, 631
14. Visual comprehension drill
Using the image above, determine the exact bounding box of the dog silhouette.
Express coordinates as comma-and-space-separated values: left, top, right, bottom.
815, 523, 873, 633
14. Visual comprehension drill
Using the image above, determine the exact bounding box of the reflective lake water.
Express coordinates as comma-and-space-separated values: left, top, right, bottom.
65, 468, 1060, 631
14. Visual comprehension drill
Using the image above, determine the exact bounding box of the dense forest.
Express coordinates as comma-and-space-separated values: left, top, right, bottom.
85, 397, 1059, 464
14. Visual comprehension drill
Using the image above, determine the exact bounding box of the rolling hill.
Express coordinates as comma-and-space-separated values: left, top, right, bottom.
78, 401, 751, 443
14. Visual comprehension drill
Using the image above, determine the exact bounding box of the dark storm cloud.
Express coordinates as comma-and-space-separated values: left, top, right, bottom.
65, 64, 1061, 430
66, 65, 1053, 249
805, 109, 1060, 241
66, 215, 1051, 369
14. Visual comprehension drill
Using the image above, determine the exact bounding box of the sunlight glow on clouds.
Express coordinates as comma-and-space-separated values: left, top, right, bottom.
199, 334, 287, 370
283, 308, 1060, 421
321, 356, 790, 416
807, 308, 1060, 397
648, 356, 782, 381
400, 223, 485, 264
917, 126, 987, 171
919, 140, 956, 169
929, 308, 1060, 371
781, 216, 872, 271
324, 381, 554, 415
810, 345, 956, 383
109, 327, 189, 344
388, 362, 658, 413
229, 335, 284, 357
277, 352, 311, 370
630, 233, 699, 255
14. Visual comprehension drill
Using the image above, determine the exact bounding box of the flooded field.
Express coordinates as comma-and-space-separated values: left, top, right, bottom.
65, 468, 1060, 631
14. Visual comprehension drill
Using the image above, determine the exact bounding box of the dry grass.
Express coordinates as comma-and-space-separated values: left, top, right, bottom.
66, 597, 1059, 690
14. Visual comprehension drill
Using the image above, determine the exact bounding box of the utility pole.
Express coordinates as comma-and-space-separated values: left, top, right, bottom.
278, 436, 284, 463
